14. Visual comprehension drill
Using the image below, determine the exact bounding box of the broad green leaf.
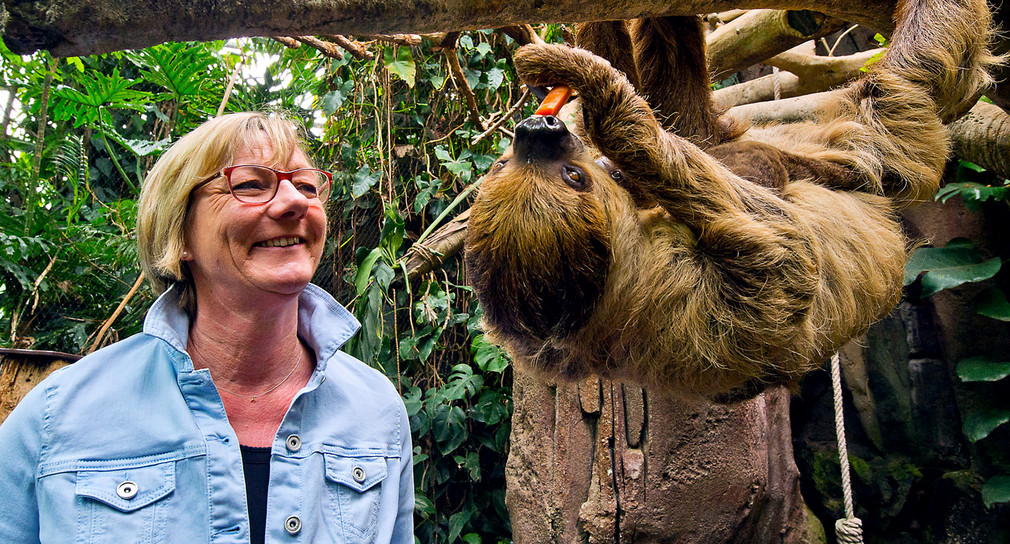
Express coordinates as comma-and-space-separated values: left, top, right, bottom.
957, 356, 1010, 382
962, 408, 1010, 442
473, 335, 509, 373
977, 287, 1010, 321
447, 509, 474, 543
354, 247, 382, 295
384, 47, 416, 88
982, 475, 1010, 508
462, 534, 482, 544
351, 165, 382, 198
321, 90, 343, 115
432, 404, 467, 454
413, 490, 436, 516
120, 137, 170, 157
903, 239, 1001, 296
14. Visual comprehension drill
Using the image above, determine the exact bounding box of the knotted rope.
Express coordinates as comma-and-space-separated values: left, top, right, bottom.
830, 352, 864, 544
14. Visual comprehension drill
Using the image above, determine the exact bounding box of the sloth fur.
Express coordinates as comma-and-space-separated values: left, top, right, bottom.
465, 0, 998, 401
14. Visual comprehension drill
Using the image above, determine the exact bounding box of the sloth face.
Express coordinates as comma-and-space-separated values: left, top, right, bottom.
466, 115, 613, 342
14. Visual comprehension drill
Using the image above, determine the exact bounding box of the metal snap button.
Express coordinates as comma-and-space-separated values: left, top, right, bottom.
284, 515, 302, 535
285, 434, 301, 452
352, 466, 366, 483
116, 481, 138, 500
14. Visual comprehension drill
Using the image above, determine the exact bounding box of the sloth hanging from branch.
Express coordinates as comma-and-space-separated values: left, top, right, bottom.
464, 0, 999, 401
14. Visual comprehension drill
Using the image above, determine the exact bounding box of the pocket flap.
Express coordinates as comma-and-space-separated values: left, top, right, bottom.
324, 454, 388, 493
76, 460, 176, 512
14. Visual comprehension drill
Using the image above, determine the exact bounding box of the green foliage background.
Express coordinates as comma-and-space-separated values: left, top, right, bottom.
0, 32, 538, 542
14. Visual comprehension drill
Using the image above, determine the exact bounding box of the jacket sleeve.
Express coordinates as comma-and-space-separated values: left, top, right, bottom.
0, 384, 46, 543
391, 402, 415, 543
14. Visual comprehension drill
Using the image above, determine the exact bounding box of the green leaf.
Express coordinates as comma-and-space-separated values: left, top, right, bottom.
936, 181, 1009, 208
384, 46, 416, 88
321, 90, 344, 116
957, 356, 1010, 382
473, 335, 509, 373
351, 164, 382, 198
432, 404, 467, 455
120, 137, 170, 157
447, 509, 474, 543
962, 408, 1010, 442
354, 247, 382, 295
903, 239, 1001, 296
982, 475, 1010, 507
413, 490, 436, 516
977, 287, 1010, 321
462, 533, 482, 544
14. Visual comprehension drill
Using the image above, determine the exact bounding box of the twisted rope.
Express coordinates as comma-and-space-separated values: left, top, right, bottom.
830, 352, 864, 543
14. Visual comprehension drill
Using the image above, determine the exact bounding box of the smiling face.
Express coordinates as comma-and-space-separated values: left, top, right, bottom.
182, 132, 326, 309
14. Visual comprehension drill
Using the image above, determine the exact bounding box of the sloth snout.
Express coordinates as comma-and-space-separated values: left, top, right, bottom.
513, 115, 574, 163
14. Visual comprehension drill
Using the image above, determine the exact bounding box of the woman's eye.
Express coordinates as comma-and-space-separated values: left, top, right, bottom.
295, 183, 319, 197
232, 179, 268, 191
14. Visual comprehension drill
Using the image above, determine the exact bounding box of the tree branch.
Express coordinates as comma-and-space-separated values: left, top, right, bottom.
401, 208, 470, 281
707, 9, 849, 79
2, 0, 899, 57
948, 101, 1010, 179
713, 46, 879, 109
442, 33, 486, 132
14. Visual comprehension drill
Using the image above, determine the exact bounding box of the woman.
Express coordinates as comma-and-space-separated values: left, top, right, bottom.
0, 112, 414, 543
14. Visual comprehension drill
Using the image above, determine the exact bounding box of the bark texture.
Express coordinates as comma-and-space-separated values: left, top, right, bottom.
948, 102, 1010, 179
0, 349, 76, 423
1, 0, 898, 56
506, 371, 823, 543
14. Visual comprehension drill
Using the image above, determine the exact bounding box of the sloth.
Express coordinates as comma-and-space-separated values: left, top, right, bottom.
464, 0, 997, 401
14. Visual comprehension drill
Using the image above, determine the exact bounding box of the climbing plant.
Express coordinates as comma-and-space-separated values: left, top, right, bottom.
904, 160, 1010, 508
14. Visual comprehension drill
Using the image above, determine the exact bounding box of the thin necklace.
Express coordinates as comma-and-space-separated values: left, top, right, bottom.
214, 346, 303, 403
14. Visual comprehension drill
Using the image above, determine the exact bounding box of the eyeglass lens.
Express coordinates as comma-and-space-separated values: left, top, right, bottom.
227, 165, 331, 203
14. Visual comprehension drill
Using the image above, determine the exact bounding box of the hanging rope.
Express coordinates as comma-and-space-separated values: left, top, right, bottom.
830, 352, 864, 544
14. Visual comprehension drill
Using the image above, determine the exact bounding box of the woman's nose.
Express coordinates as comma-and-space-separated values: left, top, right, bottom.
267, 179, 310, 218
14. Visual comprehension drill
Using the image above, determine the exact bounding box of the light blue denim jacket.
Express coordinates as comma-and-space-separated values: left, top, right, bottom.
0, 283, 414, 543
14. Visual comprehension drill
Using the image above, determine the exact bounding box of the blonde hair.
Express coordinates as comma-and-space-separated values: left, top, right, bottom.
136, 112, 309, 315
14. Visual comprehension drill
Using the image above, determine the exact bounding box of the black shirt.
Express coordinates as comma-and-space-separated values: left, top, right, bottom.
240, 445, 271, 544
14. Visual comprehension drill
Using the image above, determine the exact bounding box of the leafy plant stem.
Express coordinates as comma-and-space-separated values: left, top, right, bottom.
415, 175, 484, 246
27, 54, 57, 235
98, 106, 140, 194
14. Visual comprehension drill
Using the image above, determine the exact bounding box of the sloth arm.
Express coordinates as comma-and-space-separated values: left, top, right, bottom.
515, 43, 821, 333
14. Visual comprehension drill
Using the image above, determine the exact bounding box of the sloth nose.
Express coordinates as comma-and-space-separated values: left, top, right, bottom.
513, 115, 572, 163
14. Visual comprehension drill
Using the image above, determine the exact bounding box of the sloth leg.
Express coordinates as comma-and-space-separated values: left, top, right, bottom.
631, 16, 740, 146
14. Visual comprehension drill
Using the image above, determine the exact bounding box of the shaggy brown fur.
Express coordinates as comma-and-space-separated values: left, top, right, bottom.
465, 0, 998, 401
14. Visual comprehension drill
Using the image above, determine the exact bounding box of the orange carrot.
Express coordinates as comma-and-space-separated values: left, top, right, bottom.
534, 85, 572, 116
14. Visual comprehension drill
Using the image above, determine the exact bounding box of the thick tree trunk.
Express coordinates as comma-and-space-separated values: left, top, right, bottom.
506, 371, 823, 543
0, 349, 77, 423
1, 0, 898, 56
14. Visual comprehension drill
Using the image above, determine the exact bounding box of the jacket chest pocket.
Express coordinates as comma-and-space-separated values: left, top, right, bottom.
323, 453, 388, 542
74, 460, 176, 543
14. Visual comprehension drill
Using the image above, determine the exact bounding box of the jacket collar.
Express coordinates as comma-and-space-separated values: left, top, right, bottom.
143, 283, 361, 372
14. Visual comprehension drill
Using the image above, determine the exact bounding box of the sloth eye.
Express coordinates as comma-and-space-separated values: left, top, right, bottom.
562, 166, 588, 190
492, 159, 508, 171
